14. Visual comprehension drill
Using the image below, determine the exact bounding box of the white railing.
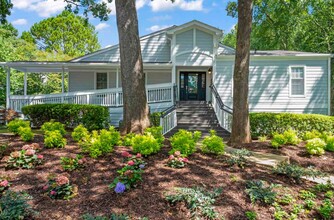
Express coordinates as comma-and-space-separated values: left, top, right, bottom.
211, 85, 233, 133
160, 105, 177, 135
9, 83, 173, 112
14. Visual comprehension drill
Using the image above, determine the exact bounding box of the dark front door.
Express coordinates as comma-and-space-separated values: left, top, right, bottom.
180, 72, 206, 101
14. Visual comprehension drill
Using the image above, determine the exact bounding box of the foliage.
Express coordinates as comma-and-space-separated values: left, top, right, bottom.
0, 190, 34, 220
60, 155, 86, 171
201, 130, 225, 155
167, 151, 189, 169
42, 175, 76, 200
165, 187, 222, 220
325, 190, 334, 199
0, 144, 7, 158
0, 178, 10, 193
272, 162, 324, 183
0, 0, 13, 24
318, 199, 333, 220
121, 151, 146, 170
144, 126, 164, 145
22, 104, 110, 131
313, 183, 334, 193
44, 130, 67, 148
81, 213, 130, 220
7, 119, 30, 135
17, 127, 34, 142
149, 112, 161, 127
41, 120, 66, 136
303, 130, 321, 141
225, 148, 252, 168
245, 180, 277, 205
132, 133, 161, 156
325, 135, 334, 152
305, 138, 326, 156
283, 129, 301, 145
258, 135, 267, 142
249, 112, 334, 138
72, 124, 89, 142
275, 193, 295, 206
4, 109, 19, 122
271, 134, 287, 149
6, 145, 43, 169
169, 129, 201, 156
304, 199, 316, 210
245, 211, 257, 220
299, 190, 316, 200
122, 133, 135, 146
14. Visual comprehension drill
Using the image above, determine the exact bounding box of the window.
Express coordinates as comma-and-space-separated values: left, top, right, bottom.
290, 66, 306, 97
96, 72, 108, 90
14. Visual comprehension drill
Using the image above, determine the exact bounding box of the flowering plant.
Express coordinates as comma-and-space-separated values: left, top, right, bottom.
167, 151, 189, 168
6, 144, 43, 169
60, 154, 87, 171
0, 178, 10, 193
42, 175, 76, 200
121, 151, 146, 170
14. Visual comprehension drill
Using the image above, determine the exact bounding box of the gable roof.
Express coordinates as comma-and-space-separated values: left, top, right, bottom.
166, 20, 223, 36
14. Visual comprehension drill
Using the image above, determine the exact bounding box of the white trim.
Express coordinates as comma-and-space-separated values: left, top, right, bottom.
231, 64, 234, 98
288, 65, 307, 98
328, 58, 331, 115
193, 28, 196, 49
116, 67, 119, 88
94, 72, 109, 90
175, 50, 213, 58
166, 20, 223, 36
24, 72, 27, 96
218, 55, 333, 61
6, 67, 10, 109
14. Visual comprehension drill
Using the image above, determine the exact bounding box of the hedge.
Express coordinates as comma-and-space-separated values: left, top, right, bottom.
250, 112, 334, 137
22, 104, 110, 131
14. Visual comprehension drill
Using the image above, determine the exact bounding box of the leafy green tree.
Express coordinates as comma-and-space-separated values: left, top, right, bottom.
222, 25, 237, 48
0, 0, 12, 24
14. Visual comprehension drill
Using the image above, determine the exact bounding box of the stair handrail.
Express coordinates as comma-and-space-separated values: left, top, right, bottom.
159, 104, 177, 135
210, 85, 233, 114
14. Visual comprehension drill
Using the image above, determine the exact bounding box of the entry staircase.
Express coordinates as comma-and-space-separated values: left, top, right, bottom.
165, 101, 230, 138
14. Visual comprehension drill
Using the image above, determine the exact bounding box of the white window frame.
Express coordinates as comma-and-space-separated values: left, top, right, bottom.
94, 72, 109, 90
289, 65, 307, 98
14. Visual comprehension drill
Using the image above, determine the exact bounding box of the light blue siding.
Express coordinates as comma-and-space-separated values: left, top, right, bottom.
175, 29, 193, 54
215, 59, 329, 114
196, 30, 213, 54
69, 71, 95, 92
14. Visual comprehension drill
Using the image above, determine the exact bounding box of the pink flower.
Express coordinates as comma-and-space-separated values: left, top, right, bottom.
55, 175, 69, 186
169, 155, 174, 160
11, 151, 21, 158
178, 157, 184, 162
127, 160, 135, 166
174, 151, 181, 156
50, 190, 57, 195
42, 185, 48, 191
182, 158, 189, 163
37, 154, 43, 159
121, 151, 131, 157
25, 149, 36, 156
22, 145, 32, 150
136, 153, 142, 158
0, 180, 8, 187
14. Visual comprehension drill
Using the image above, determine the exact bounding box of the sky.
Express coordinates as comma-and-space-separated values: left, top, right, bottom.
8, 0, 237, 48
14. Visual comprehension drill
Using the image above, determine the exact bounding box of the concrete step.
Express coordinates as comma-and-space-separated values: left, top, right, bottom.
177, 119, 219, 124
176, 112, 216, 117
177, 101, 208, 105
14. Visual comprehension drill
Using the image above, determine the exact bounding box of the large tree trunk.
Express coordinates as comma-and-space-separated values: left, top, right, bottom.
115, 0, 150, 134
230, 0, 253, 145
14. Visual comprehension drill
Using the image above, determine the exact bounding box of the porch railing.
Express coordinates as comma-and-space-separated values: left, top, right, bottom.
160, 105, 177, 135
9, 83, 173, 113
210, 85, 233, 133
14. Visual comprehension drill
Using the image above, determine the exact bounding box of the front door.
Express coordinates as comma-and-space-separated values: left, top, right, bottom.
180, 72, 206, 101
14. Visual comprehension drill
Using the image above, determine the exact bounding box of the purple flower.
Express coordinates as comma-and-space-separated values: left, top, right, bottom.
114, 182, 126, 194
139, 164, 145, 169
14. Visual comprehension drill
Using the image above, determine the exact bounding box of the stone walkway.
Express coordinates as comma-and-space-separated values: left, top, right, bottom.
225, 146, 334, 185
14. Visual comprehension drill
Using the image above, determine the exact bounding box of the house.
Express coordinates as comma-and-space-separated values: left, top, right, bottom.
1, 20, 332, 134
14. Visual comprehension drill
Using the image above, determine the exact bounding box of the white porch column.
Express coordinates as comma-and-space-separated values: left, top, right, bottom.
116, 67, 119, 88
116, 67, 119, 106
24, 72, 27, 96
6, 66, 10, 109
172, 66, 176, 104
61, 66, 65, 103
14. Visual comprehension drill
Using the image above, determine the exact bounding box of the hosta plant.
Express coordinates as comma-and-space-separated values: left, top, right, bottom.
169, 129, 201, 156
60, 155, 87, 171
44, 130, 67, 148
7, 145, 43, 169
0, 178, 10, 193
305, 138, 326, 156
166, 151, 189, 168
225, 148, 252, 168
42, 175, 76, 200
201, 130, 225, 155
245, 180, 278, 205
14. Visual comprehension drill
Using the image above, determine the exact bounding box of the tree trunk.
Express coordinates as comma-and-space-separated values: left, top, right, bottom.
115, 0, 150, 134
230, 0, 253, 145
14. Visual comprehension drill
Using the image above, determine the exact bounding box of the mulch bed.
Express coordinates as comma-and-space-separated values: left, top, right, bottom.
0, 134, 329, 220
236, 141, 334, 175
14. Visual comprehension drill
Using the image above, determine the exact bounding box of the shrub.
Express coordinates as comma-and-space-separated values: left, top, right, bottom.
165, 187, 222, 220
144, 126, 164, 145
61, 155, 87, 171
272, 162, 324, 183
318, 199, 333, 220
167, 151, 189, 168
325, 135, 334, 152
41, 120, 66, 136
7, 146, 43, 169
169, 129, 201, 156
82, 213, 130, 220
271, 134, 287, 148
245, 180, 277, 205
258, 136, 267, 142
245, 211, 257, 220
313, 183, 334, 193
299, 190, 316, 200
42, 175, 76, 200
201, 130, 225, 155
22, 103, 110, 131
250, 112, 334, 138
17, 127, 34, 142
122, 133, 135, 146
303, 130, 321, 141
275, 193, 295, 205
149, 112, 161, 127
283, 129, 301, 145
71, 124, 89, 142
44, 130, 67, 148
325, 190, 334, 199
305, 138, 326, 156
225, 148, 252, 168
7, 119, 30, 135
0, 178, 10, 193
132, 133, 161, 156
0, 144, 8, 158
0, 190, 34, 220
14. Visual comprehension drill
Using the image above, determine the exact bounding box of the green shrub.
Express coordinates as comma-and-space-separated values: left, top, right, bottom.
325, 135, 334, 152
303, 130, 321, 141
0, 190, 34, 219
245, 211, 257, 220
144, 126, 164, 145
71, 124, 89, 142
225, 148, 252, 168
7, 119, 30, 135
258, 135, 267, 142
271, 134, 287, 148
149, 112, 161, 127
245, 180, 277, 205
44, 130, 67, 148
41, 120, 66, 136
325, 190, 334, 199
17, 127, 34, 142
318, 199, 333, 220
283, 129, 301, 145
122, 133, 135, 146
169, 129, 201, 156
22, 104, 110, 131
250, 112, 334, 138
201, 130, 225, 155
305, 138, 326, 156
132, 133, 161, 156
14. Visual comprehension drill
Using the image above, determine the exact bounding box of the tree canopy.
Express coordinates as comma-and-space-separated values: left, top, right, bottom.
0, 0, 12, 24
